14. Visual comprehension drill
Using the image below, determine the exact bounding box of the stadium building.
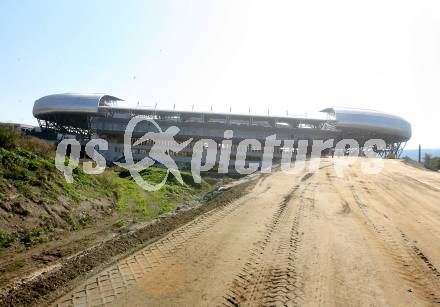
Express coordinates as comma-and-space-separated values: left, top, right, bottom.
32, 93, 411, 167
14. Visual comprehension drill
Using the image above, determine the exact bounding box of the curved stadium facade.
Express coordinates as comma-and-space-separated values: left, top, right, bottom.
33, 93, 412, 166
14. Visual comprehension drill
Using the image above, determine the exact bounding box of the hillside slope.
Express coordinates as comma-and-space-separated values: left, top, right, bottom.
0, 125, 213, 287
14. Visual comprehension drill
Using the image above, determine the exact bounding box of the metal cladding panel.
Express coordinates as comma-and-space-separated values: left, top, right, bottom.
33, 93, 109, 117
322, 107, 411, 141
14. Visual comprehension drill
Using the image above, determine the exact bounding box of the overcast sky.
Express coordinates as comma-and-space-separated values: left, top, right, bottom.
1, 0, 439, 149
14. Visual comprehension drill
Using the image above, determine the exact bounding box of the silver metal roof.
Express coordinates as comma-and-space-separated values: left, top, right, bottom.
32, 93, 123, 117
321, 107, 411, 140
32, 94, 332, 128
32, 94, 412, 142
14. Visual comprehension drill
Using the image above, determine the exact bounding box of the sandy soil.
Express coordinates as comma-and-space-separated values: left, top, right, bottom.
54, 158, 440, 306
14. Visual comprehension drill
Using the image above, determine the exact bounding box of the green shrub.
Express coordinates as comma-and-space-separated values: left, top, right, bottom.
424, 154, 440, 171
78, 213, 95, 228
20, 228, 44, 247
0, 231, 15, 249
113, 219, 128, 229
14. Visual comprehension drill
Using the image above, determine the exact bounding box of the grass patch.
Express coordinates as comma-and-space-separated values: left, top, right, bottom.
0, 145, 116, 206
104, 167, 211, 220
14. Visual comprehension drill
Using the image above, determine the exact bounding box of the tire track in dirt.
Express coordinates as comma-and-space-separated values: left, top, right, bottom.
351, 171, 440, 239
259, 184, 315, 307
349, 184, 440, 304
400, 174, 440, 193
55, 182, 270, 307
400, 231, 440, 279
323, 165, 440, 304
382, 184, 440, 252
222, 173, 314, 306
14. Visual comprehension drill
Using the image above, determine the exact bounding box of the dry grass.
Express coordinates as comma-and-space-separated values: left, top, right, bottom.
0, 124, 54, 158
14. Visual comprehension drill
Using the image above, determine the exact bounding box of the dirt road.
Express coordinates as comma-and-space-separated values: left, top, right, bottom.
54, 158, 440, 306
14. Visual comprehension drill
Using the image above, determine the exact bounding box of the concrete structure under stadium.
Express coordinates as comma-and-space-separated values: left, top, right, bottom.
32, 93, 412, 168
